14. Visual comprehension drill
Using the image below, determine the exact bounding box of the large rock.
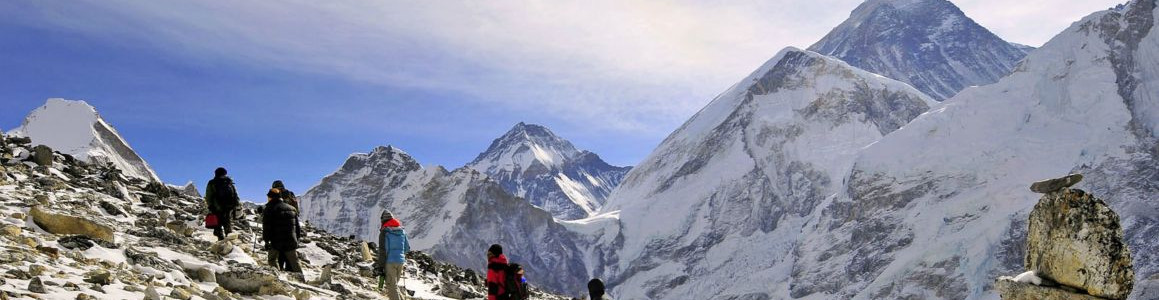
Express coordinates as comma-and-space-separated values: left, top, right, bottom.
996, 279, 1106, 300
216, 264, 285, 295
31, 145, 53, 167
30, 206, 115, 244
1029, 173, 1083, 193
1025, 188, 1133, 299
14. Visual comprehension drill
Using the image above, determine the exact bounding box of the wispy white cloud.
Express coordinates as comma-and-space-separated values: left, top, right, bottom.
3, 0, 1127, 136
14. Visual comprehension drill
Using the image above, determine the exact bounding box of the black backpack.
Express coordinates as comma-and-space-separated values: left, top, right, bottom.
212, 177, 240, 209
503, 263, 527, 300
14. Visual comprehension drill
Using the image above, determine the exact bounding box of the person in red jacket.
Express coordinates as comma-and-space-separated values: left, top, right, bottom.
486, 244, 508, 300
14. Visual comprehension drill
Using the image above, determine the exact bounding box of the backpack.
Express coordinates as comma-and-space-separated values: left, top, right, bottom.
212, 177, 240, 209
502, 263, 527, 300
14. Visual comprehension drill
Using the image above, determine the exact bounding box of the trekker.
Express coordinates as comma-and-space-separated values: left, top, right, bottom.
262, 188, 303, 273
205, 167, 240, 241
374, 210, 411, 300
505, 263, 529, 300
486, 244, 509, 300
588, 278, 612, 300
271, 180, 304, 269
271, 180, 299, 210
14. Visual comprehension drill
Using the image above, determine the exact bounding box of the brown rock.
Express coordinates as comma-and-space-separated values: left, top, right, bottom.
1026, 189, 1133, 299
29, 206, 115, 244
1029, 174, 1083, 193
31, 145, 53, 167
0, 225, 20, 237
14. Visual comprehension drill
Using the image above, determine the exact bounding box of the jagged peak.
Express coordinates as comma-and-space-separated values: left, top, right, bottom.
468, 122, 581, 169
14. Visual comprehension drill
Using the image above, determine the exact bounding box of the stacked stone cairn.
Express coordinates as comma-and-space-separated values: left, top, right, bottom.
996, 174, 1135, 300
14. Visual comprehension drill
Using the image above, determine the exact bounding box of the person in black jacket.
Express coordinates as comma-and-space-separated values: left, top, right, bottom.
205, 167, 240, 241
262, 188, 302, 273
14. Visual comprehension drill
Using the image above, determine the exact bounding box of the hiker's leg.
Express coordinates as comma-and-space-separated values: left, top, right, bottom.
283, 250, 303, 273
385, 263, 404, 300
266, 249, 280, 268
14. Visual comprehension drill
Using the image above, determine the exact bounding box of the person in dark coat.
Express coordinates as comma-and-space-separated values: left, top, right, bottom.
262, 188, 302, 273
486, 244, 509, 300
588, 278, 612, 300
205, 167, 240, 241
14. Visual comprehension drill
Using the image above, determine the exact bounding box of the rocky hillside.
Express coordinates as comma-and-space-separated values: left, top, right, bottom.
0, 133, 569, 299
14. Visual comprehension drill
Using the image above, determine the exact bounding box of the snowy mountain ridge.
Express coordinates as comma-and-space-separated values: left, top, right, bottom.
809, 0, 1029, 100
594, 46, 935, 300
299, 144, 592, 294
467, 122, 630, 220
8, 98, 161, 183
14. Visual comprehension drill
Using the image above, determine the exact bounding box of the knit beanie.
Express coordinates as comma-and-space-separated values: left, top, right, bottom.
214, 167, 227, 177
272, 180, 285, 189
380, 210, 393, 223
488, 244, 503, 256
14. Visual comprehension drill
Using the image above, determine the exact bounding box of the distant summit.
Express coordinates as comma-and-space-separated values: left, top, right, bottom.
467, 122, 630, 220
809, 0, 1029, 100
8, 98, 161, 182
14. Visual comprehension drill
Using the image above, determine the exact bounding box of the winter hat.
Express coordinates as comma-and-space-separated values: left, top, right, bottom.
214, 167, 227, 177
266, 188, 282, 200
380, 210, 393, 223
488, 244, 503, 256
272, 180, 285, 189
588, 278, 606, 298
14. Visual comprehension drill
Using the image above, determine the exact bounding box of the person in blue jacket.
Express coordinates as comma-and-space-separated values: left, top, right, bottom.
374, 210, 410, 300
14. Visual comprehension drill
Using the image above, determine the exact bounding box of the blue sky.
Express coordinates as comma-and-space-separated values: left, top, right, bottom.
0, 0, 1125, 201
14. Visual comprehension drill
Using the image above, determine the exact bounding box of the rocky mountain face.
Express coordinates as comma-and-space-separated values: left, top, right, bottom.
792, 0, 1159, 299
7, 98, 161, 182
997, 175, 1133, 300
809, 0, 1029, 100
299, 145, 591, 294
467, 122, 630, 220
594, 47, 934, 300
0, 130, 570, 299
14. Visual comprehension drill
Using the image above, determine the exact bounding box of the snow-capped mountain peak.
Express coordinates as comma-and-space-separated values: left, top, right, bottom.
809, 0, 1029, 101
8, 98, 161, 182
468, 122, 580, 174
466, 122, 630, 220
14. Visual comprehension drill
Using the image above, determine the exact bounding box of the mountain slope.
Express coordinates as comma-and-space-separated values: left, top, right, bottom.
7, 98, 161, 182
793, 1, 1159, 298
467, 123, 630, 220
299, 146, 590, 294
595, 47, 934, 300
809, 0, 1029, 100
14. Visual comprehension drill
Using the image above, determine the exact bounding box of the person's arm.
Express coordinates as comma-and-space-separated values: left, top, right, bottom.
204, 182, 216, 212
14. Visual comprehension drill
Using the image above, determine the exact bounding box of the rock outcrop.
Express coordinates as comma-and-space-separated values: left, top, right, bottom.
997, 174, 1134, 300
29, 205, 116, 244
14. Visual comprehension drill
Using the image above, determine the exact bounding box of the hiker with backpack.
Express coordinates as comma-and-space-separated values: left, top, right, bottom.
262, 188, 303, 273
587, 278, 612, 300
504, 263, 529, 300
374, 210, 410, 300
486, 244, 512, 300
205, 167, 240, 241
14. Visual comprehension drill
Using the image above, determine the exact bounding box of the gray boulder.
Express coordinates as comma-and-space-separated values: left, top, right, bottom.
31, 145, 53, 167
996, 280, 1105, 300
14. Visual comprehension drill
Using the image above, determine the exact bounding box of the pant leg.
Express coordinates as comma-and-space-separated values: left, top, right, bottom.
267, 249, 281, 269
283, 250, 303, 273
385, 263, 404, 300
220, 209, 233, 237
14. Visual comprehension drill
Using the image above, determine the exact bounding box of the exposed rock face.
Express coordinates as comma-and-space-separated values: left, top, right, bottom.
29, 206, 115, 244
1024, 188, 1134, 299
996, 280, 1106, 300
